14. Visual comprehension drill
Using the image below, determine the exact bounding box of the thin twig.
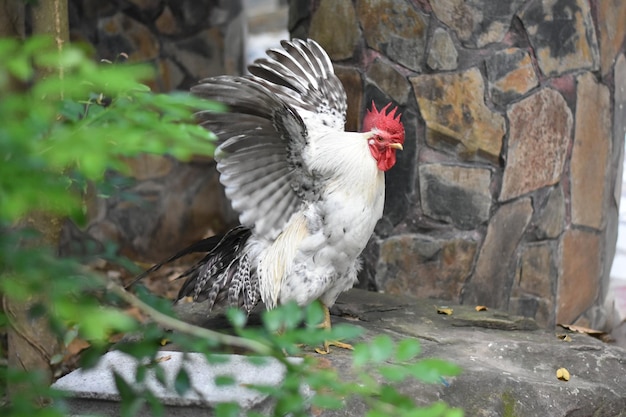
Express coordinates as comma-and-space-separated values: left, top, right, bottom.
105, 281, 273, 356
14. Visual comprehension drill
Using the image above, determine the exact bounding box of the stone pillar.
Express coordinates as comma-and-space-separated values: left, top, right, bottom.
294, 0, 626, 329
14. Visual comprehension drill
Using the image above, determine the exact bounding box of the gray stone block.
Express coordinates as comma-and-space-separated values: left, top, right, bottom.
53, 351, 304, 416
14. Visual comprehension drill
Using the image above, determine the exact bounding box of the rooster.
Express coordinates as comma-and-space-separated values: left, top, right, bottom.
136, 39, 404, 353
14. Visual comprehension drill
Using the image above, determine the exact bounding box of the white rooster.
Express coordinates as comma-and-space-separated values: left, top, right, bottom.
140, 39, 404, 353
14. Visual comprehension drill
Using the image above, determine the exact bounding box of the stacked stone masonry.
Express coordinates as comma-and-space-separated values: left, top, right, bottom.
65, 0, 245, 261
296, 0, 626, 330
68, 0, 626, 331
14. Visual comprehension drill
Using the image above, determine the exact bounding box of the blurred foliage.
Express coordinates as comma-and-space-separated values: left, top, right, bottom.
0, 36, 463, 417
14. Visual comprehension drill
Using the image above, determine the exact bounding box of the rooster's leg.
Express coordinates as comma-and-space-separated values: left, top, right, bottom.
314, 302, 354, 354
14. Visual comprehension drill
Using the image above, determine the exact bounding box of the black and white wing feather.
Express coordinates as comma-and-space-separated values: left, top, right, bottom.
248, 38, 347, 130
192, 39, 347, 240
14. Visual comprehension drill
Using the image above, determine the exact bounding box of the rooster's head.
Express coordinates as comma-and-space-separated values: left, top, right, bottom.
363, 102, 404, 171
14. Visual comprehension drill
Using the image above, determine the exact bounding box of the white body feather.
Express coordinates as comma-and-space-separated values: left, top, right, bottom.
251, 124, 384, 308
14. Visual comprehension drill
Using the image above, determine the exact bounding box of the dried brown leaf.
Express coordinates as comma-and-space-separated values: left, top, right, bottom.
155, 354, 172, 363
436, 306, 454, 315
556, 334, 572, 342
558, 324, 604, 335
556, 368, 570, 381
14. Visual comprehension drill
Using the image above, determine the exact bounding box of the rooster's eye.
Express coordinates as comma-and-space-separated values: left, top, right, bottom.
376, 136, 384, 142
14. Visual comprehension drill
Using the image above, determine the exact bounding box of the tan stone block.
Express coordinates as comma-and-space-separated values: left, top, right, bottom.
157, 58, 185, 92
155, 6, 179, 36
356, 0, 428, 71
571, 72, 611, 230
366, 58, 411, 104
309, 0, 359, 60
516, 243, 555, 299
122, 154, 175, 181
614, 54, 626, 205
500, 88, 572, 201
532, 186, 565, 240
462, 198, 533, 309
334, 66, 363, 133
557, 228, 601, 325
430, 0, 526, 48
419, 164, 492, 229
410, 68, 505, 162
99, 13, 160, 62
519, 0, 599, 76
486, 48, 539, 105
597, 0, 626, 75
376, 234, 478, 301
427, 27, 458, 71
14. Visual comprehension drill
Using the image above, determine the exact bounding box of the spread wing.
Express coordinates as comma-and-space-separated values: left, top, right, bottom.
248, 38, 347, 130
191, 39, 347, 240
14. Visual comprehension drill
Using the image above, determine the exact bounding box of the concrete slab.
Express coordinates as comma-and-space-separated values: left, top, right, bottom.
53, 351, 304, 417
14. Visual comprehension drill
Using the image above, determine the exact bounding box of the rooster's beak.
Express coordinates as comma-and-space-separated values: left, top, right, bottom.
389, 143, 403, 150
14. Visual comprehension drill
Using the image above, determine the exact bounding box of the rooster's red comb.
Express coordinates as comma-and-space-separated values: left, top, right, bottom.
363, 102, 404, 142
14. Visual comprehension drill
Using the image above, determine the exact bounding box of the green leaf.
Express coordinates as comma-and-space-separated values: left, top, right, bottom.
408, 359, 461, 384
396, 338, 421, 362
262, 308, 283, 332
445, 408, 465, 417
174, 368, 191, 396
214, 375, 236, 387
245, 356, 269, 366
305, 300, 325, 326
226, 307, 247, 329
404, 402, 453, 417
78, 344, 107, 369
366, 410, 390, 417
77, 307, 137, 341
311, 393, 344, 410
113, 371, 136, 403
378, 364, 409, 382
327, 323, 363, 341
368, 334, 394, 363
214, 402, 240, 417
378, 385, 413, 409
352, 342, 370, 367
154, 364, 168, 389
144, 389, 165, 417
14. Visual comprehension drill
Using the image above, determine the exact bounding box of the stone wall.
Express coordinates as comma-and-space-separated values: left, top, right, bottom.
65, 0, 244, 261
66, 0, 626, 331
291, 0, 626, 330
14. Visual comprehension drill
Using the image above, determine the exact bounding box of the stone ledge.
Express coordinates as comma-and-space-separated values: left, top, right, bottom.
53, 351, 304, 417
54, 289, 626, 417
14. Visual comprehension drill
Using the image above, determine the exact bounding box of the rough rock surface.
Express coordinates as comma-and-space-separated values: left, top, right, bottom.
558, 229, 602, 325
430, 0, 527, 48
518, 0, 599, 76
463, 198, 533, 309
426, 27, 458, 71
308, 0, 358, 60
485, 48, 539, 106
55, 290, 626, 417
500, 88, 572, 201
571, 72, 611, 230
375, 234, 478, 301
329, 290, 626, 417
418, 164, 492, 229
590, 0, 626, 75
356, 0, 428, 71
511, 242, 558, 327
410, 68, 506, 162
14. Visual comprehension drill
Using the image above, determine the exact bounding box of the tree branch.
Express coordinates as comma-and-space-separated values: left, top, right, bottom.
105, 281, 274, 356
